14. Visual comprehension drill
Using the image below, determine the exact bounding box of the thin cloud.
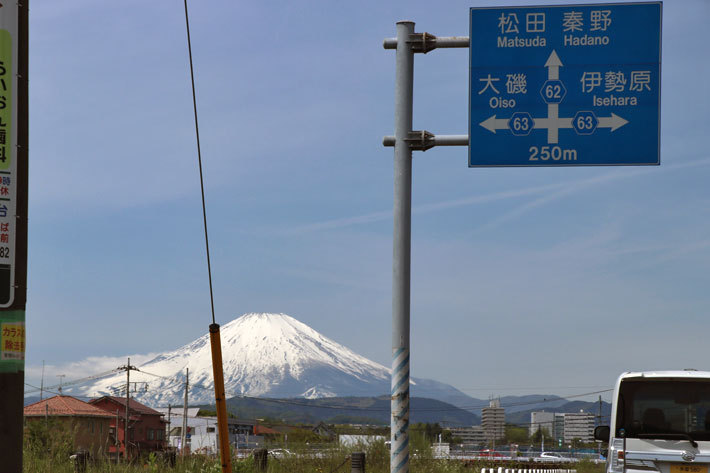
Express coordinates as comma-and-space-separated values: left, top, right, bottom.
471, 158, 710, 234
286, 158, 710, 236
286, 181, 571, 235
25, 353, 160, 394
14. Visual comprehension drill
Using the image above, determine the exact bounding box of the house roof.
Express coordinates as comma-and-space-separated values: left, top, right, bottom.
24, 395, 114, 418
89, 396, 163, 416
254, 424, 280, 435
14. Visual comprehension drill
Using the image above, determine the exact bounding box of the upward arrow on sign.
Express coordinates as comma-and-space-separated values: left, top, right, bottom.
544, 50, 562, 80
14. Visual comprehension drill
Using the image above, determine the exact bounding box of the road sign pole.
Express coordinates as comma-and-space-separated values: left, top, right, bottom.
0, 1, 29, 472
391, 20, 413, 473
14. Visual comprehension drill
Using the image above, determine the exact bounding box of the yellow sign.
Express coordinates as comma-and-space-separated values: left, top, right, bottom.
1, 322, 24, 360
671, 465, 708, 473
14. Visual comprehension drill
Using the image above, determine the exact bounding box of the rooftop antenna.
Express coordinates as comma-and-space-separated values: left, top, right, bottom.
39, 361, 45, 401
57, 374, 65, 395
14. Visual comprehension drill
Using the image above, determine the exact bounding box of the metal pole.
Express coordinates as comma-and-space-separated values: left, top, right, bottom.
391, 20, 414, 473
167, 404, 172, 449
382, 134, 468, 148
383, 35, 469, 50
115, 409, 120, 464
182, 368, 189, 456
125, 358, 130, 462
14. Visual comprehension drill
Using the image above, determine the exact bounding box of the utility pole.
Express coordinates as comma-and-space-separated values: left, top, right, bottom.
118, 358, 136, 462
125, 358, 130, 461
182, 368, 189, 457
167, 404, 172, 446
598, 395, 603, 456
40, 360, 45, 400
598, 395, 603, 425
115, 409, 120, 464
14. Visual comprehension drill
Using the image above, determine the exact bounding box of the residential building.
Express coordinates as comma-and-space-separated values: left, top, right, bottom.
89, 396, 167, 460
312, 421, 336, 441
530, 411, 555, 437
481, 399, 505, 444
562, 410, 595, 443
448, 426, 486, 446
24, 395, 114, 458
159, 408, 262, 455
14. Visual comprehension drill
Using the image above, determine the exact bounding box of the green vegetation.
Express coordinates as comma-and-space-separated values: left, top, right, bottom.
504, 424, 529, 444
23, 420, 607, 473
23, 445, 607, 473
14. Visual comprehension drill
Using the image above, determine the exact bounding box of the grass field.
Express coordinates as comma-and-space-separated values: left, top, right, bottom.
23, 446, 606, 473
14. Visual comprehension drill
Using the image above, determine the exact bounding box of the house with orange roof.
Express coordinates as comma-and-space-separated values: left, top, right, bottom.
89, 396, 167, 460
24, 395, 114, 457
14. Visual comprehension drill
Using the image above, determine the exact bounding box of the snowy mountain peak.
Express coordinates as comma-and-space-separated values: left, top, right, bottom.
79, 313, 391, 406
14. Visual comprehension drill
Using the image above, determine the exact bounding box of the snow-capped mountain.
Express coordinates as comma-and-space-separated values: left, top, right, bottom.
75, 313, 472, 408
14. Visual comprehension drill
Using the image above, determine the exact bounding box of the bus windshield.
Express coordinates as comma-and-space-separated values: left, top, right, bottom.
616, 379, 710, 441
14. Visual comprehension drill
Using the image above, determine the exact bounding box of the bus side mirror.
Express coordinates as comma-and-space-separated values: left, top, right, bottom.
595, 426, 610, 442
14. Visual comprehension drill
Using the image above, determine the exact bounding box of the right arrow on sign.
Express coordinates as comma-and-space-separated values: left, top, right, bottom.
598, 113, 629, 132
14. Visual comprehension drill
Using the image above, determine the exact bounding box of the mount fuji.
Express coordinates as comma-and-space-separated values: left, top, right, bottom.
74, 313, 475, 408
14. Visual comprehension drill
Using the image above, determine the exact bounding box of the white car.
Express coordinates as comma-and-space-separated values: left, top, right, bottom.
268, 448, 293, 458
538, 452, 573, 462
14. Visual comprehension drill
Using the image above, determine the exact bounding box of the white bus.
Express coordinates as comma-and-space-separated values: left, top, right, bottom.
596, 370, 710, 473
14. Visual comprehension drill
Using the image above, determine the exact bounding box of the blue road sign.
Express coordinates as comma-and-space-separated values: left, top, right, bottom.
469, 2, 661, 167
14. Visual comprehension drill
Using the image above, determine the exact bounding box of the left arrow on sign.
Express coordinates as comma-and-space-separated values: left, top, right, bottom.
479, 115, 509, 133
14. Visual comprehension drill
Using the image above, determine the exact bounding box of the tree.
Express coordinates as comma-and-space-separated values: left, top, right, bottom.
505, 424, 529, 444
530, 426, 553, 446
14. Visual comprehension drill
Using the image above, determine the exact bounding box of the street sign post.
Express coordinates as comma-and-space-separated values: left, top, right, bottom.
0, 1, 28, 472
469, 2, 662, 167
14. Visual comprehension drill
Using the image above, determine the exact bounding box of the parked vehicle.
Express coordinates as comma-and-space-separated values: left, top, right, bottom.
268, 448, 293, 458
479, 449, 503, 458
595, 370, 710, 473
537, 452, 574, 462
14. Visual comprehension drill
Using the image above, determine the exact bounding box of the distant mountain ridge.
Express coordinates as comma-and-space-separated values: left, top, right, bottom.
216, 395, 480, 426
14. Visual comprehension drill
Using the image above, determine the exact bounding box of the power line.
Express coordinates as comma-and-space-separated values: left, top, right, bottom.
23, 368, 121, 395
183, 0, 216, 327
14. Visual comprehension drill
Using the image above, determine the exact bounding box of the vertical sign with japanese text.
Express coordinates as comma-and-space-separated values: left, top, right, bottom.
469, 2, 661, 167
0, 3, 25, 471
0, 3, 17, 308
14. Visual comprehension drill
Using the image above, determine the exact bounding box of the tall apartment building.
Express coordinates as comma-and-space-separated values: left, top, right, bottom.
562, 411, 595, 443
553, 413, 565, 444
481, 399, 505, 444
529, 411, 555, 437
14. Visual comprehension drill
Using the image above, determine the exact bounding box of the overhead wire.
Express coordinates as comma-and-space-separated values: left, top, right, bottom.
183, 0, 216, 326
23, 368, 121, 395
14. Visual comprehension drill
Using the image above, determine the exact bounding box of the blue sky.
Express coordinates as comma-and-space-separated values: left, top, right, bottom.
24, 0, 710, 402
